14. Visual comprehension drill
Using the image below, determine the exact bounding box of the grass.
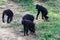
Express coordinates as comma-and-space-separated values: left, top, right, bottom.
46, 0, 60, 13
0, 0, 6, 5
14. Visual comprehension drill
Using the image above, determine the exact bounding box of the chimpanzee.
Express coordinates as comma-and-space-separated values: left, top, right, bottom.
2, 9, 13, 23
22, 19, 35, 36
36, 4, 49, 21
22, 14, 34, 22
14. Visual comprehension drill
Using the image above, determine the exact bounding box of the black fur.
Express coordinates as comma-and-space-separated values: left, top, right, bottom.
22, 19, 35, 36
36, 4, 49, 21
22, 14, 34, 22
2, 9, 13, 23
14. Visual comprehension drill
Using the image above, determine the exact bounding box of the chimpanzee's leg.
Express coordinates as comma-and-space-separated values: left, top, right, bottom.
10, 17, 13, 22
44, 15, 49, 21
29, 26, 35, 34
7, 16, 10, 23
24, 26, 28, 36
42, 13, 44, 20
36, 10, 40, 20
25, 28, 28, 36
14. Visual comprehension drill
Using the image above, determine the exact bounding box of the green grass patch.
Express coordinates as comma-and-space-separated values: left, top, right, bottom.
35, 12, 60, 40
0, 0, 6, 5
7, 21, 21, 28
